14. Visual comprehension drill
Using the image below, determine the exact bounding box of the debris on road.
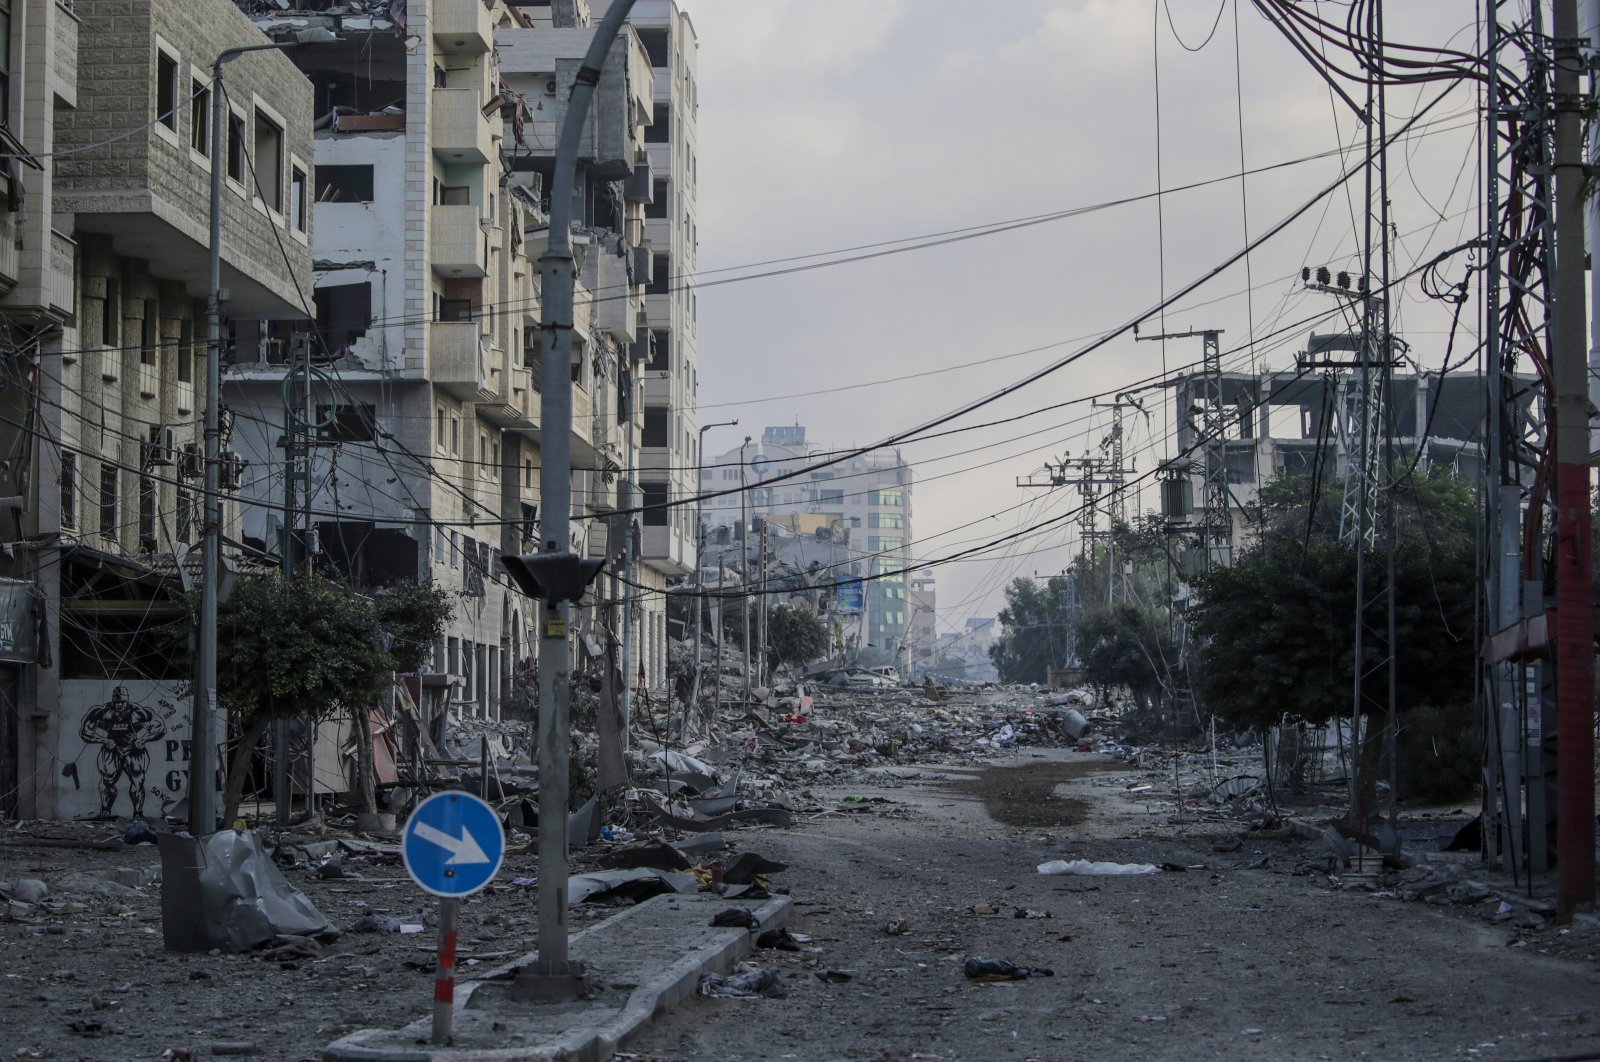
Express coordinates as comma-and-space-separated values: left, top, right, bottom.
699, 964, 786, 998
963, 957, 1055, 981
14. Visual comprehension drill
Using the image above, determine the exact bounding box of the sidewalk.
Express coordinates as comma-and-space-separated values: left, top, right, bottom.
322, 892, 792, 1062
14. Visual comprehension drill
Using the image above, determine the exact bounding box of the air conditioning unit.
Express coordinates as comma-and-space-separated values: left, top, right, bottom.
145, 425, 176, 467
179, 443, 203, 480
544, 78, 557, 96
219, 451, 248, 491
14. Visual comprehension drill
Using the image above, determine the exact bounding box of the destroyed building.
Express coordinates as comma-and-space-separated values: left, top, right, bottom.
701, 425, 919, 675
0, 0, 317, 819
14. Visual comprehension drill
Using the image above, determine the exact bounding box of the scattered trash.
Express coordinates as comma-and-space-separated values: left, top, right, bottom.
814, 969, 854, 983
698, 965, 785, 999
348, 914, 424, 934
1013, 907, 1052, 919
711, 907, 760, 931
122, 820, 159, 846
963, 956, 1054, 981
567, 869, 697, 907
756, 927, 808, 950
883, 918, 910, 935
1037, 859, 1160, 876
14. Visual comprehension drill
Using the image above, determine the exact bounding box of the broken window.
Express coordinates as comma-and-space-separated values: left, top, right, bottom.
140, 300, 157, 366
646, 102, 669, 143
254, 110, 283, 211
645, 179, 669, 219
315, 164, 374, 203
314, 281, 371, 354
60, 451, 76, 530
227, 110, 245, 184
636, 29, 669, 68
439, 298, 473, 322
316, 403, 378, 443
101, 277, 120, 347
648, 254, 669, 296
191, 79, 210, 156
648, 329, 670, 372
138, 475, 156, 551
643, 408, 668, 448
641, 483, 669, 527
99, 464, 118, 541
156, 48, 179, 133
291, 166, 308, 231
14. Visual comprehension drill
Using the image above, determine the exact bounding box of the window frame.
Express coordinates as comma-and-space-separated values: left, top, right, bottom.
289, 157, 309, 238
250, 96, 287, 217
189, 69, 212, 165
225, 102, 248, 194
99, 464, 118, 542
59, 451, 76, 531
154, 37, 181, 144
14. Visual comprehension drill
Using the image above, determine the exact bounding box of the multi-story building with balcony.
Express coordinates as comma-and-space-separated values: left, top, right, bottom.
703, 425, 916, 673
629, 0, 699, 687
0, 0, 317, 818
224, 0, 664, 719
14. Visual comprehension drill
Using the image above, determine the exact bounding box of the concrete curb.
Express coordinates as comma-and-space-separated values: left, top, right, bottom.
321, 893, 791, 1062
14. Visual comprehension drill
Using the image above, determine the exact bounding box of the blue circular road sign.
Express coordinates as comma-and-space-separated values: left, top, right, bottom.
401, 791, 506, 898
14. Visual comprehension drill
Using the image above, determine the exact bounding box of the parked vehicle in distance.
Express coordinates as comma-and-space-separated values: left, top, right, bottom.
867, 666, 903, 686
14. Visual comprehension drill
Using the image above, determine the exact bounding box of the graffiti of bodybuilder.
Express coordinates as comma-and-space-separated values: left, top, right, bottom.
78, 686, 166, 817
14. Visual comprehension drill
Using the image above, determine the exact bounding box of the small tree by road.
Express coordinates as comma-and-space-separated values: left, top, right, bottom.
197, 573, 451, 824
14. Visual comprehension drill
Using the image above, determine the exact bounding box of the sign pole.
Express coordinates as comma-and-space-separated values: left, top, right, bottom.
432, 897, 460, 1045
401, 790, 505, 1043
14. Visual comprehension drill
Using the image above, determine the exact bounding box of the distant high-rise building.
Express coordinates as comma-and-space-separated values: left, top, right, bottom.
704, 425, 915, 672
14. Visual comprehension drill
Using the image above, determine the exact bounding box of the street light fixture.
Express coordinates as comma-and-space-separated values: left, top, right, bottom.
194, 27, 341, 835
692, 420, 737, 720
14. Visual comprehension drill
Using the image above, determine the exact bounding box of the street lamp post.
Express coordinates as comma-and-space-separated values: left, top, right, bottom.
197, 28, 339, 836
692, 419, 737, 720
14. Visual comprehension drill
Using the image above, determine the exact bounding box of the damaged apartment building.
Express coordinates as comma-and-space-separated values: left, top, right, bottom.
0, 0, 315, 818
225, 0, 695, 720
1163, 331, 1532, 561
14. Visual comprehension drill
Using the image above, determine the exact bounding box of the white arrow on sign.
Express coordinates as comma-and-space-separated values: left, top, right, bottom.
411, 820, 491, 865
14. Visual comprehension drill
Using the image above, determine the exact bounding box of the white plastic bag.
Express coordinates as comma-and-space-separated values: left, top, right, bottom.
1037, 859, 1159, 876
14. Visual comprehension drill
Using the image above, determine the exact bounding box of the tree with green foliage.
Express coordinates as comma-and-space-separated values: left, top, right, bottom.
989, 575, 1073, 683
766, 604, 831, 671
1077, 601, 1177, 712
1190, 471, 1479, 802
196, 573, 452, 823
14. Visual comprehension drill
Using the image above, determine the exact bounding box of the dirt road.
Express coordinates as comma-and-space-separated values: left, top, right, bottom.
628, 752, 1600, 1061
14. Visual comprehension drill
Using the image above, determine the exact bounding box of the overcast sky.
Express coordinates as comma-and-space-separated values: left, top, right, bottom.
680, 0, 1485, 637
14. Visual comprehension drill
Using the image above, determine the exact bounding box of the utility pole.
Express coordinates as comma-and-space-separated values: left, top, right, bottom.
500, 0, 634, 991
617, 362, 636, 749
756, 520, 769, 689
738, 435, 751, 702
273, 335, 311, 828
197, 28, 340, 837
691, 420, 737, 721
1550, 0, 1595, 920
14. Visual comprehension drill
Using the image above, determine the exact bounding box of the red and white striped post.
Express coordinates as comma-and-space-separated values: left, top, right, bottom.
432, 897, 461, 1044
